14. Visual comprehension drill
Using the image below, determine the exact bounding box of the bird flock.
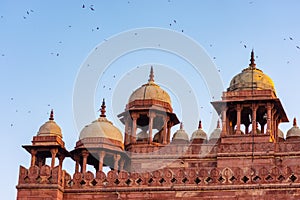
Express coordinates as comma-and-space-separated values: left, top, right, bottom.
2, 1, 300, 129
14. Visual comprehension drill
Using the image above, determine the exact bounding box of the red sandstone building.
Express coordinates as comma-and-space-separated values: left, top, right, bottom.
17, 51, 300, 199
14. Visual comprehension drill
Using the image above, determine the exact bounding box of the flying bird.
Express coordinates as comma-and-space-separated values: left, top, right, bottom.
289, 37, 293, 40
82, 4, 85, 8
173, 20, 176, 23
296, 46, 300, 49
244, 45, 247, 48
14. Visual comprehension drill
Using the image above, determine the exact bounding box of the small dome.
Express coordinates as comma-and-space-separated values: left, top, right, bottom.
172, 123, 189, 141
278, 129, 284, 139
227, 50, 276, 94
137, 130, 148, 141
287, 118, 300, 138
79, 100, 123, 143
128, 67, 171, 108
37, 110, 62, 138
191, 121, 207, 140
209, 121, 221, 140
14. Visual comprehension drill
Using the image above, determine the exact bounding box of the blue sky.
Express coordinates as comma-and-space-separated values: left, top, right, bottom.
1, 0, 300, 198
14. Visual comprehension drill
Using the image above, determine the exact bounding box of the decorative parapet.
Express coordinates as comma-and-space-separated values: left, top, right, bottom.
222, 90, 276, 101
127, 99, 173, 112
126, 143, 217, 158
17, 165, 69, 186
64, 165, 300, 189
17, 158, 300, 191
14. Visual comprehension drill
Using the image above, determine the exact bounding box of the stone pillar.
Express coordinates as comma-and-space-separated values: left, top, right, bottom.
58, 155, 65, 170
167, 121, 172, 143
251, 104, 258, 134
221, 105, 227, 136
119, 159, 125, 171
50, 149, 58, 169
148, 112, 156, 144
266, 103, 272, 135
236, 104, 241, 134
131, 113, 139, 143
81, 150, 89, 173
74, 155, 80, 173
30, 149, 37, 167
162, 115, 168, 144
114, 154, 121, 171
124, 116, 129, 146
58, 154, 65, 185
98, 151, 105, 172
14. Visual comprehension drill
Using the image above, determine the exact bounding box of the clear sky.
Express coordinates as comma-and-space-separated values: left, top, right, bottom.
1, 0, 300, 199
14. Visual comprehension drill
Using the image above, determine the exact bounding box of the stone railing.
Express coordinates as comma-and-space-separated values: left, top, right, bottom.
126, 144, 217, 158
18, 165, 68, 186
64, 165, 300, 189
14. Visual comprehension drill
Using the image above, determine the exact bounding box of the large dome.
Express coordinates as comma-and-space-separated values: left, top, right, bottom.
129, 82, 171, 105
37, 110, 62, 138
128, 67, 172, 109
227, 51, 276, 94
79, 117, 123, 142
79, 100, 123, 143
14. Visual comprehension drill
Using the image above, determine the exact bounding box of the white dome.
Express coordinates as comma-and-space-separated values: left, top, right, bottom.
209, 121, 221, 140
37, 110, 62, 138
79, 117, 123, 143
191, 121, 207, 140
172, 123, 189, 141
287, 118, 300, 138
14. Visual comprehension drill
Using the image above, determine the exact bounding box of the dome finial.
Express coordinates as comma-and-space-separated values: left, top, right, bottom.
100, 98, 106, 117
180, 122, 183, 129
198, 120, 202, 129
49, 109, 54, 120
250, 49, 256, 69
217, 119, 220, 128
148, 66, 154, 82
294, 117, 297, 127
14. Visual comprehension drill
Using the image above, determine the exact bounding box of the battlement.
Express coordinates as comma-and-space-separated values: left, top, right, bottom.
17, 164, 300, 191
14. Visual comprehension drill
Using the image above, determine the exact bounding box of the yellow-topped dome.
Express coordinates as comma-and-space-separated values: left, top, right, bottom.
128, 67, 171, 108
79, 99, 123, 143
37, 110, 62, 138
227, 50, 276, 94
